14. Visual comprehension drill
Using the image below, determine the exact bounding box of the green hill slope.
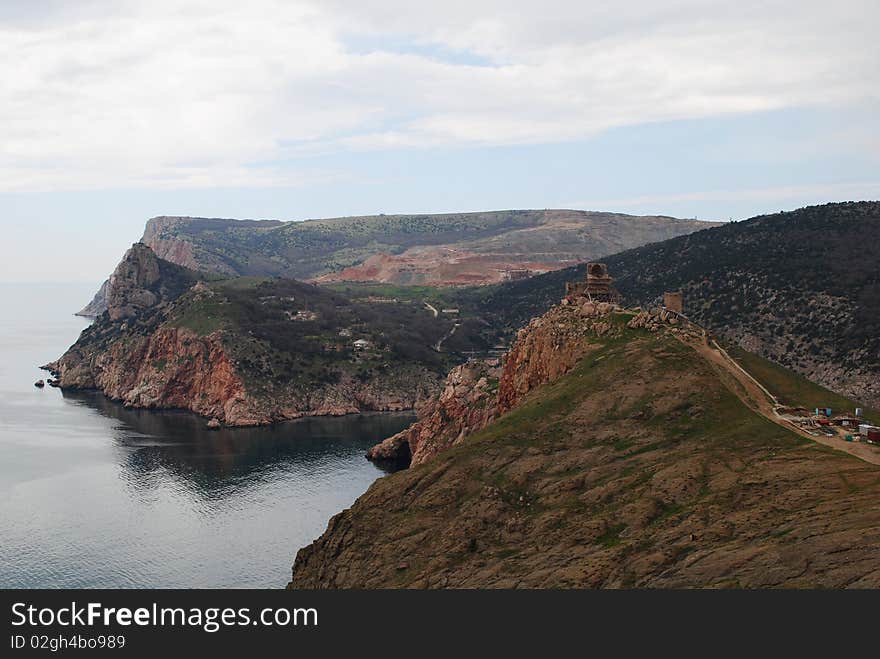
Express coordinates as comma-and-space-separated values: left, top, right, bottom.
289, 314, 880, 588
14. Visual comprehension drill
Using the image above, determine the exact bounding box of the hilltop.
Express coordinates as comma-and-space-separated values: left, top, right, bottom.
49, 244, 482, 425
78, 209, 708, 315
481, 201, 880, 407
289, 300, 880, 588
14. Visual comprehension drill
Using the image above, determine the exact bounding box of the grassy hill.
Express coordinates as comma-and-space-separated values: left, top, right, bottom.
289, 316, 880, 588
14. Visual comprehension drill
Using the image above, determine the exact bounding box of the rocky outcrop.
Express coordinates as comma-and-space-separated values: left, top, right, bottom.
142, 217, 203, 272
51, 243, 442, 426
368, 360, 501, 467
76, 279, 109, 318
49, 324, 435, 425
48, 326, 258, 423
367, 301, 629, 467
49, 320, 437, 426
106, 243, 162, 320
74, 240, 198, 319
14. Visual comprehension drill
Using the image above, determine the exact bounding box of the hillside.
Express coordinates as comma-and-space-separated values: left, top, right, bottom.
289, 302, 880, 588
481, 201, 880, 407
78, 209, 708, 315
50, 244, 482, 425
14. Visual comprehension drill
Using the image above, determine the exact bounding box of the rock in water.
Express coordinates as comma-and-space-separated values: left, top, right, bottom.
34, 379, 45, 388
207, 418, 221, 430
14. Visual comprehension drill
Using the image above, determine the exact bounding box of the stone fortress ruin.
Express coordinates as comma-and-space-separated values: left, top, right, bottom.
565, 263, 685, 321
663, 291, 683, 314
565, 263, 622, 304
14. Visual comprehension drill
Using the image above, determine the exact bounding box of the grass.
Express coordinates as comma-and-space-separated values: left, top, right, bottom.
292, 312, 880, 588
726, 343, 879, 418
597, 524, 627, 548
319, 281, 490, 312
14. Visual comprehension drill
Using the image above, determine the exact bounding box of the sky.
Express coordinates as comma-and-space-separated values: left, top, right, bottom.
1, 0, 878, 283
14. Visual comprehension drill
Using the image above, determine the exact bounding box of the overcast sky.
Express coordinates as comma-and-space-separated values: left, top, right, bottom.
1, 0, 878, 282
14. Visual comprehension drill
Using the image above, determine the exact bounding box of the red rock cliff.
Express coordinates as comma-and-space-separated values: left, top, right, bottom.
50, 326, 260, 423
368, 300, 623, 466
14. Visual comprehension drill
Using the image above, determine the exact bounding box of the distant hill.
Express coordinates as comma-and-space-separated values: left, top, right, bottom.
482, 201, 880, 407
78, 209, 709, 315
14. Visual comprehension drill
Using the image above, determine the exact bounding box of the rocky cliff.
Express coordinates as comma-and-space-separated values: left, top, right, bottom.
49, 244, 445, 426
76, 279, 109, 318
289, 301, 880, 588
48, 325, 257, 422
367, 300, 650, 467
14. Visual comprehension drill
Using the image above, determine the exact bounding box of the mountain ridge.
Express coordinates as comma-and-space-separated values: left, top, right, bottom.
78, 209, 710, 315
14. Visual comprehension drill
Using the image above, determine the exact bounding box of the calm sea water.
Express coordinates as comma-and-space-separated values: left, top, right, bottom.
0, 283, 413, 588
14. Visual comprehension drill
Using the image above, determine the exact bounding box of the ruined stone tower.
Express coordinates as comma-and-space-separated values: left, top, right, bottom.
663, 291, 683, 314
566, 263, 621, 304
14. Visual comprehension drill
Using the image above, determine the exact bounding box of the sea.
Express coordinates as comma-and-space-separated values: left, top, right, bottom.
0, 282, 413, 588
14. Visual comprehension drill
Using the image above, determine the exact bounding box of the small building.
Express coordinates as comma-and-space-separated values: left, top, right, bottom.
501, 268, 531, 282
441, 308, 460, 315
352, 339, 372, 351
290, 310, 318, 321
663, 291, 683, 314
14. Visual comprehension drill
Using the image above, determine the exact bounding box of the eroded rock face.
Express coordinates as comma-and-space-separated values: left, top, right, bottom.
142, 217, 203, 272
49, 319, 436, 426
367, 303, 624, 466
106, 243, 162, 321
49, 245, 440, 425
368, 360, 502, 467
50, 326, 257, 423
76, 279, 109, 318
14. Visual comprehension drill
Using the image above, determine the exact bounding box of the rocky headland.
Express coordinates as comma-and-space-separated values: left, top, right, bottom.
49, 243, 446, 426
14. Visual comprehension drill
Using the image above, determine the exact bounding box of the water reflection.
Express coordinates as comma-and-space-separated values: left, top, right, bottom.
1, 283, 416, 587
61, 390, 413, 495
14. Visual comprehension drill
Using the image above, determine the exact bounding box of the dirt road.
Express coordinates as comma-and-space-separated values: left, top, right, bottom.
679, 330, 880, 467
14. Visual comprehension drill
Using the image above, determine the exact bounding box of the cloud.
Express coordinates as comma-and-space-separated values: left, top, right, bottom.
1, 0, 878, 191
567, 181, 880, 217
